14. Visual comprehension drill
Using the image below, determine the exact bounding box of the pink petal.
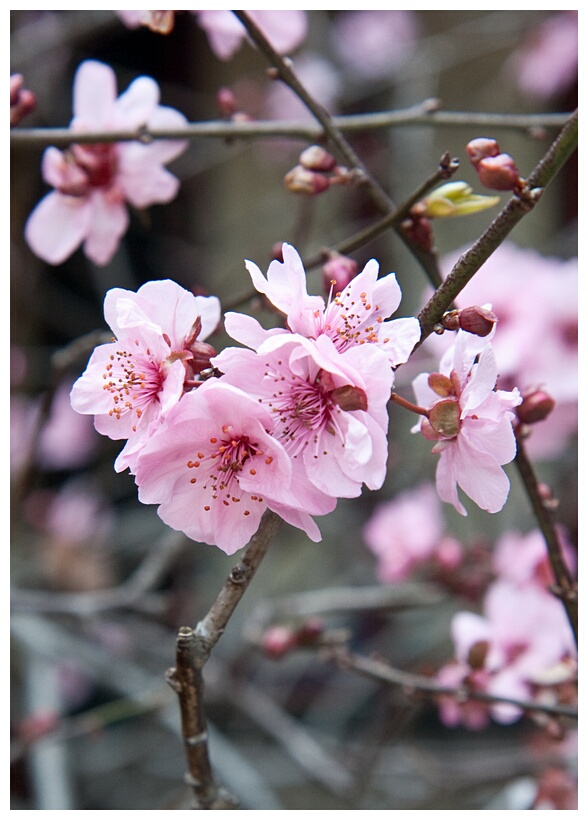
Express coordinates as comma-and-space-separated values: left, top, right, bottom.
83, 193, 129, 265
113, 76, 159, 129
25, 192, 91, 265
72, 61, 117, 129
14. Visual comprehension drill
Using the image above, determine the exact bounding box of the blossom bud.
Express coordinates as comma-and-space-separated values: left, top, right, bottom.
10, 73, 36, 127
188, 341, 218, 376
216, 86, 238, 119
322, 253, 359, 294
296, 617, 325, 644
456, 305, 497, 337
422, 181, 499, 218
429, 398, 460, 438
465, 138, 500, 168
402, 215, 433, 252
476, 154, 522, 191
299, 144, 337, 172
284, 165, 331, 195
516, 390, 556, 424
261, 625, 297, 659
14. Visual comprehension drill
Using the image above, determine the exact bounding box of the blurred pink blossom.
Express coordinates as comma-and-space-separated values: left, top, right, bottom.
263, 54, 341, 122
331, 10, 419, 81
24, 60, 188, 266
412, 329, 521, 516
363, 483, 462, 582
118, 10, 307, 60
507, 11, 578, 101
493, 528, 577, 589
430, 242, 578, 460
226, 243, 420, 368
134, 380, 333, 554
70, 279, 220, 474
437, 579, 576, 727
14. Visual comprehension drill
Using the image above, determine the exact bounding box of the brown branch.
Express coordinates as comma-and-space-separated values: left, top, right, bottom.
513, 427, 578, 643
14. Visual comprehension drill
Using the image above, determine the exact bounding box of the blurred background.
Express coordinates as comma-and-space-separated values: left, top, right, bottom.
10, 10, 577, 810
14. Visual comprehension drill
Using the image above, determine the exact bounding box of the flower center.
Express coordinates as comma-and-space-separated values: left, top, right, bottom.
322, 289, 382, 351
102, 341, 163, 431
186, 428, 267, 515
71, 143, 118, 189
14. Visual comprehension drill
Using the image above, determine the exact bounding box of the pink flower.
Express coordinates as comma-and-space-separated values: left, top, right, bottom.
445, 580, 575, 725
412, 329, 521, 515
363, 482, 462, 582
493, 528, 576, 590
434, 242, 578, 460
225, 243, 420, 368
195, 10, 307, 60
214, 332, 393, 500
70, 279, 220, 473
134, 380, 333, 554
24, 60, 188, 266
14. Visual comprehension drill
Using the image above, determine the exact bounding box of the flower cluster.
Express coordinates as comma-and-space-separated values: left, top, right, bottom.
436, 527, 577, 729
71, 244, 423, 553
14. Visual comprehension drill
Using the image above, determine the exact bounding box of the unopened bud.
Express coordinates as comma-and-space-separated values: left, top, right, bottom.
322, 253, 359, 293
187, 341, 218, 376
422, 181, 499, 218
402, 215, 433, 252
457, 305, 497, 337
216, 86, 238, 119
296, 617, 325, 644
466, 138, 500, 168
284, 165, 330, 195
476, 154, 522, 191
261, 625, 297, 659
10, 73, 36, 127
516, 390, 556, 424
299, 144, 337, 172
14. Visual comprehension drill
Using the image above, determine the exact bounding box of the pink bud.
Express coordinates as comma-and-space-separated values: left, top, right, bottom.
402, 215, 433, 253
434, 537, 462, 570
284, 165, 331, 195
10, 73, 36, 127
457, 305, 497, 337
187, 341, 218, 376
261, 626, 297, 659
216, 86, 238, 119
322, 253, 359, 294
476, 154, 522, 191
299, 144, 337, 172
465, 138, 500, 168
516, 390, 556, 424
296, 617, 325, 644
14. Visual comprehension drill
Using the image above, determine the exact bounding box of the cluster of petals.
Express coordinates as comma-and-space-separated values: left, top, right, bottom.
225, 243, 421, 368
363, 482, 462, 582
412, 328, 521, 516
118, 10, 307, 60
214, 331, 393, 501
134, 380, 334, 554
71, 279, 220, 474
25, 60, 188, 266
437, 578, 576, 728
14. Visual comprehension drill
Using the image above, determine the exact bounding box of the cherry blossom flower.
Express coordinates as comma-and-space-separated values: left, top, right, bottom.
214, 332, 393, 500
225, 243, 420, 369
412, 329, 521, 515
70, 279, 220, 474
493, 528, 577, 590
331, 10, 418, 81
118, 10, 307, 60
134, 380, 334, 554
363, 482, 462, 582
429, 242, 578, 460
24, 60, 188, 266
438, 579, 576, 727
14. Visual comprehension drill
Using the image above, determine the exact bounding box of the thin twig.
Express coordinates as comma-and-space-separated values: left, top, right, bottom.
329, 648, 577, 720
513, 427, 578, 643
416, 109, 578, 342
10, 108, 572, 148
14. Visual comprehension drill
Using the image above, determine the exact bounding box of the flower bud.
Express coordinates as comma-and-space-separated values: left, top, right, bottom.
216, 86, 238, 119
322, 253, 359, 294
465, 138, 500, 168
284, 165, 331, 195
422, 181, 499, 218
456, 305, 497, 337
188, 341, 218, 376
261, 625, 297, 659
299, 144, 337, 172
516, 390, 556, 424
402, 215, 433, 252
476, 154, 522, 191
296, 617, 325, 644
10, 73, 37, 127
